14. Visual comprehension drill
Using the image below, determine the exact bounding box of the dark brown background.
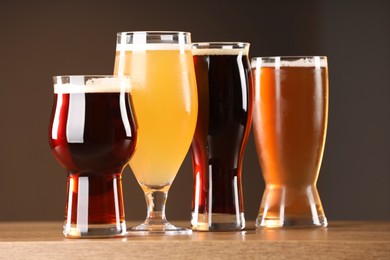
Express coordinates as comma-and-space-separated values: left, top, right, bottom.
0, 0, 389, 221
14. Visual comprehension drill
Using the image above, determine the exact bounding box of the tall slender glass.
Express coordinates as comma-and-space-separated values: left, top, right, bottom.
190, 43, 253, 231
48, 75, 137, 237
251, 57, 328, 228
114, 32, 198, 234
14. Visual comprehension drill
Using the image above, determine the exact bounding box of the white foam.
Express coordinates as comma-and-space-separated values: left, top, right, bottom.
54, 77, 131, 94
252, 57, 327, 68
116, 43, 191, 51
192, 46, 249, 56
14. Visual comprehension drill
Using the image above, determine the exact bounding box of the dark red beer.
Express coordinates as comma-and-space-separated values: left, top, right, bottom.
190, 43, 253, 231
48, 76, 137, 237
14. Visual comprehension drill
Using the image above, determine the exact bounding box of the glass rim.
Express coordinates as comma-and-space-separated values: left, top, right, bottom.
52, 75, 131, 81
116, 31, 191, 48
250, 56, 328, 68
192, 42, 250, 48
251, 56, 327, 60
52, 75, 132, 94
192, 42, 250, 55
117, 31, 191, 36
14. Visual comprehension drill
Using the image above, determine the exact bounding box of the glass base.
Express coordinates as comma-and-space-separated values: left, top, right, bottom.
63, 222, 126, 238
256, 185, 327, 228
126, 222, 192, 235
256, 216, 328, 228
191, 212, 245, 231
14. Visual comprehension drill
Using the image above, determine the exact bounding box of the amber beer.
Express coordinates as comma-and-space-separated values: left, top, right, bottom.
191, 43, 253, 231
48, 76, 137, 237
251, 57, 328, 228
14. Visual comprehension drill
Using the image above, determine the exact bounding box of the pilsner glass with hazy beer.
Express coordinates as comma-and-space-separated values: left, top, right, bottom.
251, 57, 328, 228
190, 43, 253, 231
114, 32, 198, 234
48, 76, 137, 237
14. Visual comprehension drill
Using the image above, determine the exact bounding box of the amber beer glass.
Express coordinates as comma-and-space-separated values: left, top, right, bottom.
114, 32, 198, 234
48, 76, 137, 237
251, 57, 328, 228
190, 43, 253, 231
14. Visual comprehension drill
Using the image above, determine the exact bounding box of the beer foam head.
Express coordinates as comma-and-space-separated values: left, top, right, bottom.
251, 57, 327, 68
54, 76, 131, 94
116, 31, 191, 51
192, 43, 249, 56
116, 43, 191, 51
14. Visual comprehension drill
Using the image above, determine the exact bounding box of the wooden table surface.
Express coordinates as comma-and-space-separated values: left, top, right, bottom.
0, 221, 389, 259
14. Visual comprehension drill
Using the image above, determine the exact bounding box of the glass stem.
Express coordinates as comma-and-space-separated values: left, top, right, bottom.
144, 190, 169, 226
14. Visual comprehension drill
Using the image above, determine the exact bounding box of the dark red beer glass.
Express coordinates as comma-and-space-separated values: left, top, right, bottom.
48, 76, 137, 237
190, 43, 253, 231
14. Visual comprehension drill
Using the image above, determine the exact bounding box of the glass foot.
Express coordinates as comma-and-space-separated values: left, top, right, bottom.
126, 222, 192, 235
191, 212, 246, 231
63, 222, 127, 238
256, 185, 327, 228
256, 216, 328, 228
126, 189, 192, 235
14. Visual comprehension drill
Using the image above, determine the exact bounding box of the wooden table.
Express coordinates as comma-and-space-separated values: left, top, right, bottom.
0, 221, 389, 259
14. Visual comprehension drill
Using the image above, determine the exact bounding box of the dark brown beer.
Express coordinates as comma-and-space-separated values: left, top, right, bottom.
191, 43, 253, 230
49, 78, 137, 236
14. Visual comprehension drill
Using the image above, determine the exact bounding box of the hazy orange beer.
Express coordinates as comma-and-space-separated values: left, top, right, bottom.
251, 57, 328, 228
114, 31, 198, 234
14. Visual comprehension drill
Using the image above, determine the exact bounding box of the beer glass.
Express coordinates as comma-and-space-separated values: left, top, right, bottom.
190, 43, 253, 231
48, 75, 137, 237
251, 57, 328, 228
114, 32, 198, 234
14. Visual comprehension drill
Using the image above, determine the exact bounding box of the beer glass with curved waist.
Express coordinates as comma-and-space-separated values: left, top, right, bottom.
190, 42, 253, 231
251, 57, 328, 228
48, 75, 137, 237
114, 32, 198, 234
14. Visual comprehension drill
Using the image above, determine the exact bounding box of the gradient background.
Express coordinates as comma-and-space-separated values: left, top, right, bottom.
0, 0, 389, 222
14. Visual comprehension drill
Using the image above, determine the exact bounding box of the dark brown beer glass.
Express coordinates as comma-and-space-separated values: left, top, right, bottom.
190, 43, 253, 231
251, 57, 328, 228
48, 76, 137, 237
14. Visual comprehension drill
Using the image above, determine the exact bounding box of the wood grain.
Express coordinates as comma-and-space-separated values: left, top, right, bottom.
0, 221, 389, 259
